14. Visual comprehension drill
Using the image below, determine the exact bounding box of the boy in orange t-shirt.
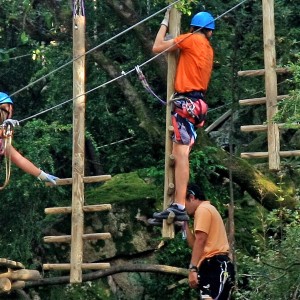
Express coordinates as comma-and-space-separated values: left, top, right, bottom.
152, 11, 214, 221
185, 183, 235, 300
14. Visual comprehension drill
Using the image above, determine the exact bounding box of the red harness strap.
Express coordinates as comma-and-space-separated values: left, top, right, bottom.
173, 97, 208, 128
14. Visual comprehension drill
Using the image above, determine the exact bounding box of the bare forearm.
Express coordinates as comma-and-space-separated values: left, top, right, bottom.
190, 232, 207, 267
152, 25, 176, 53
9, 146, 41, 176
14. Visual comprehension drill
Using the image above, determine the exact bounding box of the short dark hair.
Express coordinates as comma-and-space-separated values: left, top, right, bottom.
186, 183, 206, 200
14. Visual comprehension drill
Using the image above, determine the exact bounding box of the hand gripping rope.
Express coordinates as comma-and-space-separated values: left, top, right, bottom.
0, 123, 13, 190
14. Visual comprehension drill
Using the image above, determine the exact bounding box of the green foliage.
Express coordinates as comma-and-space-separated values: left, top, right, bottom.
274, 53, 300, 124
190, 147, 228, 208
143, 234, 197, 299
41, 281, 112, 300
235, 207, 300, 300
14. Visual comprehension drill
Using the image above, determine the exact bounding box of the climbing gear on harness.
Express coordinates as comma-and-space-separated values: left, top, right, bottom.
0, 122, 13, 190
172, 94, 208, 127
191, 12, 215, 30
2, 119, 19, 128
135, 66, 166, 105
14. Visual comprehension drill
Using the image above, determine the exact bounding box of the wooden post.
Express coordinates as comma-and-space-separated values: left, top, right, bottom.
262, 0, 280, 170
162, 7, 181, 238
70, 0, 86, 283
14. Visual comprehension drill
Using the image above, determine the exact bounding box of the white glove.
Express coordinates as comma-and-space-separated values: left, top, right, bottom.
2, 119, 19, 128
161, 8, 171, 27
38, 171, 59, 185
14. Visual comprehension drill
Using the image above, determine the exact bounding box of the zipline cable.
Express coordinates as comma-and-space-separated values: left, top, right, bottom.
18, 0, 249, 123
7, 0, 180, 101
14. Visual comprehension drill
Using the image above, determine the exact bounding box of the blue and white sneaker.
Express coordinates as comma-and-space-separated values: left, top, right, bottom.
153, 204, 189, 221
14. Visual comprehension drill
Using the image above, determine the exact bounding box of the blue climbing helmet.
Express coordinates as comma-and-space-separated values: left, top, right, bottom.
0, 92, 13, 105
190, 12, 215, 30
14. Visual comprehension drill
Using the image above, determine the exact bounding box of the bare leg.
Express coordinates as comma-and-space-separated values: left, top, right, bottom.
172, 142, 191, 206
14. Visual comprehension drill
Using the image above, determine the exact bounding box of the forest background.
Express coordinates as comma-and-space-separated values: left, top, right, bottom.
0, 0, 299, 299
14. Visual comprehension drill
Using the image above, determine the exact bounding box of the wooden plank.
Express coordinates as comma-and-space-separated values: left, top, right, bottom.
162, 7, 181, 239
241, 150, 300, 159
0, 269, 41, 281
45, 204, 112, 214
241, 125, 268, 132
45, 175, 111, 186
0, 259, 24, 270
0, 278, 11, 293
241, 123, 300, 132
205, 110, 232, 133
70, 5, 86, 283
44, 233, 111, 243
239, 95, 288, 106
237, 67, 288, 77
263, 0, 280, 170
43, 263, 110, 271
11, 281, 25, 290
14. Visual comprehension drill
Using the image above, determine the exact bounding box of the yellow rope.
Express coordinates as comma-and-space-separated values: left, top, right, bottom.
0, 125, 12, 190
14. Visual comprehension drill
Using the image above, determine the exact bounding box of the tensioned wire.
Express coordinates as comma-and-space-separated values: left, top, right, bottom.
18, 0, 249, 123
9, 0, 180, 101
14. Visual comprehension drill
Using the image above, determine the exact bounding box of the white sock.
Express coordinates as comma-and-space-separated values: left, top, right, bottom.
173, 203, 185, 210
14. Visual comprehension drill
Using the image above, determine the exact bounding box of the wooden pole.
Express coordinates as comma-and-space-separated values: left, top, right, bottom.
70, 0, 86, 283
162, 7, 181, 239
262, 0, 280, 170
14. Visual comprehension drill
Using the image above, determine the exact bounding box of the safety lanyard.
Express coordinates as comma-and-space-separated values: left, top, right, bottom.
0, 124, 12, 190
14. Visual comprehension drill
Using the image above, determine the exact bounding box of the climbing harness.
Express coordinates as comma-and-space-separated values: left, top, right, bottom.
135, 65, 208, 127
135, 65, 166, 105
0, 122, 13, 190
171, 94, 208, 127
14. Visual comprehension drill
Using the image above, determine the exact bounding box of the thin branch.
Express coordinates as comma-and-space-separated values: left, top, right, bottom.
24, 264, 188, 288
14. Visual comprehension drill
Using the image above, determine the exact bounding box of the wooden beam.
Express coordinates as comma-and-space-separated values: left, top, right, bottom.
0, 269, 41, 281
0, 259, 24, 270
241, 123, 300, 132
162, 7, 181, 239
263, 0, 280, 170
45, 204, 112, 214
45, 175, 111, 186
11, 281, 25, 290
239, 95, 288, 106
43, 263, 110, 271
205, 110, 232, 133
71, 2, 86, 283
0, 278, 11, 293
237, 67, 289, 77
241, 150, 300, 159
241, 125, 268, 132
44, 233, 111, 243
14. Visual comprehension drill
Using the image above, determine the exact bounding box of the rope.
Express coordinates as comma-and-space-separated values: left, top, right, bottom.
18, 0, 249, 123
135, 66, 166, 105
0, 125, 13, 190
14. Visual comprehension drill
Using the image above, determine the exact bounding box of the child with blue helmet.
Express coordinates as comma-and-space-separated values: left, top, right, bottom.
0, 92, 58, 185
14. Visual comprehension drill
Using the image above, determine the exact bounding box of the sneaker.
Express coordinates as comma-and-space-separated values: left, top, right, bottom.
153, 204, 189, 221
147, 218, 185, 228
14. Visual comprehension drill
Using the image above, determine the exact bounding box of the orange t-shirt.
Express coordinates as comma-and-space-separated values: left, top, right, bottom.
194, 201, 229, 266
174, 33, 213, 93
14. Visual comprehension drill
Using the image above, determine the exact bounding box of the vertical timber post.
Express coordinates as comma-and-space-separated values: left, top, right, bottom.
70, 0, 86, 283
162, 7, 181, 238
262, 0, 280, 170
